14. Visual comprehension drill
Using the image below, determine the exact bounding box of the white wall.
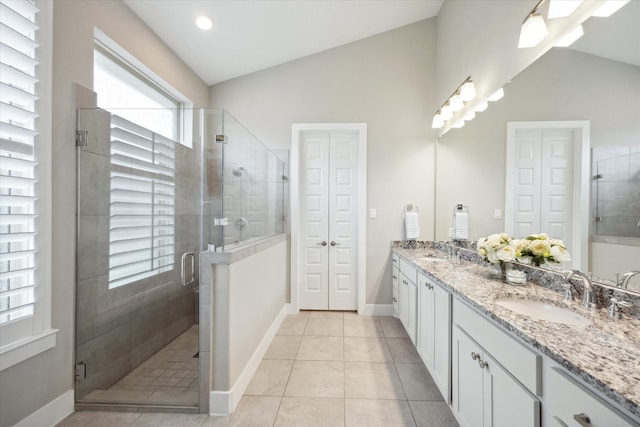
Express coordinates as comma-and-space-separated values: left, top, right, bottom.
0, 1, 208, 425
209, 19, 438, 305
435, 48, 640, 278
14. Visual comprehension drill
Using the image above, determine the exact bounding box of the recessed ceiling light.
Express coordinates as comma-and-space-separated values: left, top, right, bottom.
196, 16, 213, 31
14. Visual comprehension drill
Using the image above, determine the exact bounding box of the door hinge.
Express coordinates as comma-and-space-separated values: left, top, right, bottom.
215, 134, 228, 144
593, 173, 603, 180
75, 362, 87, 380
76, 130, 88, 147
595, 216, 602, 222
282, 175, 289, 182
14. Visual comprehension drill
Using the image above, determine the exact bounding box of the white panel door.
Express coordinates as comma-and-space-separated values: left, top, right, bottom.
513, 130, 542, 238
300, 132, 330, 310
300, 131, 358, 310
328, 132, 358, 310
540, 131, 573, 245
512, 129, 573, 249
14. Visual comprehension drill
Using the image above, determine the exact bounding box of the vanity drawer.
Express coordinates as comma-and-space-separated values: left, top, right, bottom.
453, 297, 541, 396
392, 253, 400, 267
546, 367, 638, 427
399, 258, 417, 283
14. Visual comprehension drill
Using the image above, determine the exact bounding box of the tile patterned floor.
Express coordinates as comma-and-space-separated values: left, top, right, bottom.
59, 313, 458, 426
80, 325, 199, 406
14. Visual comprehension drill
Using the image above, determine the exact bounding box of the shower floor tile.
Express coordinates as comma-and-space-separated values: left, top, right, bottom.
82, 325, 199, 407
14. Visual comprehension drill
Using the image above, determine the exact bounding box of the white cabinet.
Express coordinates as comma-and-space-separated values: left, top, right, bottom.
544, 365, 638, 427
398, 258, 417, 344
417, 272, 451, 402
392, 254, 399, 317
452, 298, 541, 427
452, 326, 540, 427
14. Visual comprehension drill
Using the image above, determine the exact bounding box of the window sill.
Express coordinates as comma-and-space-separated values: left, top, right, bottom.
0, 329, 59, 371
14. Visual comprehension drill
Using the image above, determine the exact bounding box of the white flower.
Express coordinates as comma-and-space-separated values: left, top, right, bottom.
529, 239, 551, 256
550, 245, 571, 263
497, 245, 516, 262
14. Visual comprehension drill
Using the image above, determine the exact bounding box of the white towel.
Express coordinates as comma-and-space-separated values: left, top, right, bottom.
454, 212, 469, 240
405, 211, 420, 240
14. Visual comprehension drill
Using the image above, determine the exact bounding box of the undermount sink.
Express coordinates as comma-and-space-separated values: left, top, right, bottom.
495, 298, 592, 326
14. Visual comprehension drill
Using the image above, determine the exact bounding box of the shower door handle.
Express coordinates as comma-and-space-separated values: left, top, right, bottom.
181, 252, 195, 286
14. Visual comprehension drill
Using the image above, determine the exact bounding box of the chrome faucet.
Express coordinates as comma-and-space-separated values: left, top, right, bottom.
563, 270, 595, 309
618, 270, 640, 289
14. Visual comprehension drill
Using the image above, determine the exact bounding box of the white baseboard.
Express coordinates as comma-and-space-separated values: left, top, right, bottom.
14, 389, 74, 427
359, 303, 394, 317
210, 303, 289, 415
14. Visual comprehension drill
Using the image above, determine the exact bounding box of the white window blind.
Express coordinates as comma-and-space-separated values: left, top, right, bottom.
108, 114, 175, 289
0, 0, 39, 326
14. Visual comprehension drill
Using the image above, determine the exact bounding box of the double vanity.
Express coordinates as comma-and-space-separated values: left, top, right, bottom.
391, 242, 640, 427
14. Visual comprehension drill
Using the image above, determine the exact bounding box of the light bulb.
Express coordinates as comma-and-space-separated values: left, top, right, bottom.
460, 81, 476, 102
449, 94, 464, 112
592, 0, 629, 17
487, 88, 504, 102
440, 105, 453, 120
196, 16, 213, 30
432, 114, 444, 129
548, 0, 583, 19
518, 14, 548, 48
475, 100, 489, 112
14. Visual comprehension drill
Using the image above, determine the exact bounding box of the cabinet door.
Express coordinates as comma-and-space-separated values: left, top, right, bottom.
392, 267, 399, 317
399, 274, 409, 330
417, 275, 435, 369
432, 282, 452, 403
452, 326, 484, 427
483, 352, 540, 427
407, 280, 417, 344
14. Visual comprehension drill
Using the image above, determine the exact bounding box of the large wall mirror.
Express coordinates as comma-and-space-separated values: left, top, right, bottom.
435, 1, 640, 290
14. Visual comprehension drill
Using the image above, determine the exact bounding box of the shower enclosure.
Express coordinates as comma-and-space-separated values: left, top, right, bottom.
75, 107, 287, 411
592, 145, 640, 239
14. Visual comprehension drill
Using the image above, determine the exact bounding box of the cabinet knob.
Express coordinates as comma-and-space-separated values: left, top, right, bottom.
478, 360, 489, 369
573, 413, 591, 427
392, 275, 397, 280
316, 241, 327, 246
471, 352, 480, 361
392, 298, 397, 302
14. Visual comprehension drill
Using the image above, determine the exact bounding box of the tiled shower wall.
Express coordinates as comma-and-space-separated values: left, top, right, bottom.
592, 145, 640, 239
75, 109, 199, 401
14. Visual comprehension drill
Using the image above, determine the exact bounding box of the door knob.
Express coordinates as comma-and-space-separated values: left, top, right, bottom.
330, 241, 341, 246
316, 241, 327, 246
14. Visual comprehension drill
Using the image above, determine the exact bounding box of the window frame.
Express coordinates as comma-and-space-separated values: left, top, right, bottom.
0, 0, 57, 372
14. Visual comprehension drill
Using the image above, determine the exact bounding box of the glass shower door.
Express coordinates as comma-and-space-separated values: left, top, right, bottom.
75, 108, 200, 409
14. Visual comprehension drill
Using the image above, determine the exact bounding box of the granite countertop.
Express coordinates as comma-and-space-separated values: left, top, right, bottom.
392, 246, 640, 420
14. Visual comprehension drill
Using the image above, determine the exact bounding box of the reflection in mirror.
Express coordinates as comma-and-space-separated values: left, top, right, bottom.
435, 1, 640, 290
592, 146, 640, 239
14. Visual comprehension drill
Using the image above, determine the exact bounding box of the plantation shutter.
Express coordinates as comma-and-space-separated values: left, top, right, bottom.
108, 114, 175, 288
0, 0, 39, 325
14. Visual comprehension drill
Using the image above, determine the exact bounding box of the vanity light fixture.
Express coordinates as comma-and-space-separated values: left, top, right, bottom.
547, 0, 583, 19
592, 0, 629, 17
431, 76, 476, 129
196, 15, 213, 30
487, 88, 504, 102
555, 25, 584, 47
518, 0, 548, 48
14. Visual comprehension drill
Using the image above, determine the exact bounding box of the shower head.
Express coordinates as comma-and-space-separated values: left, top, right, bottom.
232, 166, 245, 177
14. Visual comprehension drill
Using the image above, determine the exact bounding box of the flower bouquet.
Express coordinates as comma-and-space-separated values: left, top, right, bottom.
476, 233, 516, 280
512, 233, 570, 267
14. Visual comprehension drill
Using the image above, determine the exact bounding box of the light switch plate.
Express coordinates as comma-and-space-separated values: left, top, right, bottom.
369, 208, 377, 219
494, 209, 502, 219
